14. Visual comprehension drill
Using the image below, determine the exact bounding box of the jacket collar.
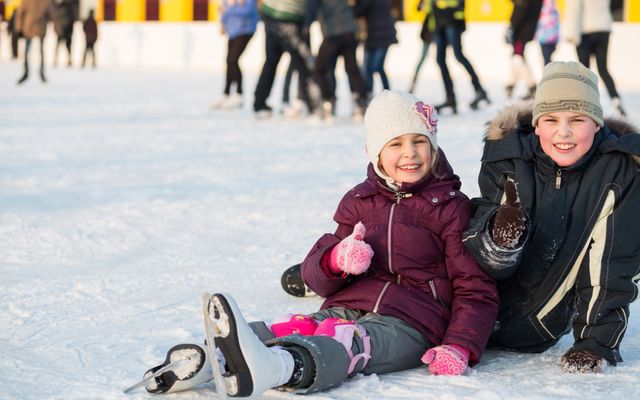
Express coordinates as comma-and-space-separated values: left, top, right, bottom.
354, 149, 462, 200
483, 103, 640, 166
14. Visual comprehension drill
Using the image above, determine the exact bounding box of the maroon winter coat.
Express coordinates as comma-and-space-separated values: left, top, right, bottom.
302, 151, 499, 362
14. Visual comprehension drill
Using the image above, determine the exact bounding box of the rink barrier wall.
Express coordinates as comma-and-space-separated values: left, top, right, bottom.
1, 0, 638, 22
1, 21, 639, 88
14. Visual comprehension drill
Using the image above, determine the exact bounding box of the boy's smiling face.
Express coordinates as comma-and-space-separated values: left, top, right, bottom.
535, 111, 599, 167
378, 133, 432, 185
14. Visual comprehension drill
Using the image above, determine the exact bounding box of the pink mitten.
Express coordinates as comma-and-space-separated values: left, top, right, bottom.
329, 222, 374, 275
421, 344, 470, 376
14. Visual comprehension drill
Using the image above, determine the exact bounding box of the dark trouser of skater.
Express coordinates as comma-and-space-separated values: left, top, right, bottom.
54, 29, 73, 67
434, 25, 489, 114
313, 32, 368, 119
540, 42, 556, 66
211, 33, 253, 110
253, 15, 317, 118
576, 31, 626, 117
363, 46, 391, 94
82, 41, 97, 68
224, 34, 252, 97
18, 36, 47, 85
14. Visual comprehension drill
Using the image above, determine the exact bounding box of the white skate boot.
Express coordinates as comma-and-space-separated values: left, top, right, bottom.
204, 292, 295, 398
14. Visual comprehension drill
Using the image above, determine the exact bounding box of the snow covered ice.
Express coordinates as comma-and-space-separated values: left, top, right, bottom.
2, 35, 640, 400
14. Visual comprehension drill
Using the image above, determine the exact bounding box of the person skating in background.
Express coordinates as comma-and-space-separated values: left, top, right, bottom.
463, 61, 640, 373
408, 0, 434, 94
505, 0, 542, 100
211, 0, 259, 110
15, 0, 54, 84
81, 9, 97, 68
565, 0, 627, 117
310, 0, 369, 121
280, 0, 317, 119
352, 0, 398, 97
52, 0, 74, 67
535, 0, 559, 65
431, 0, 490, 114
252, 0, 318, 119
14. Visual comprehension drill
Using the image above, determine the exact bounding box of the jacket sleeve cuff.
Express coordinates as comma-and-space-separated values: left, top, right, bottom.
571, 339, 623, 365
465, 206, 529, 280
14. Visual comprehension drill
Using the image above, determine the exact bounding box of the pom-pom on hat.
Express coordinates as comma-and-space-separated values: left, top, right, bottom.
532, 61, 603, 127
364, 90, 438, 183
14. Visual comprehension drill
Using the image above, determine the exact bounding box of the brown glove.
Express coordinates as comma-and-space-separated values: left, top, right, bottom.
561, 349, 606, 373
492, 180, 526, 249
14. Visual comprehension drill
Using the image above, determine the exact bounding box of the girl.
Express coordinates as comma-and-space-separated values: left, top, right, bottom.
211, 0, 258, 110
200, 90, 498, 397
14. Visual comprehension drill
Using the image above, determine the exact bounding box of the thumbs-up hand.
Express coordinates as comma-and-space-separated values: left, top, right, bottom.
328, 222, 374, 276
492, 180, 526, 249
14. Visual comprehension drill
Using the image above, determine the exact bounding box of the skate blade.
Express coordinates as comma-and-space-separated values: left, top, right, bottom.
202, 292, 239, 399
204, 292, 257, 398
124, 358, 191, 394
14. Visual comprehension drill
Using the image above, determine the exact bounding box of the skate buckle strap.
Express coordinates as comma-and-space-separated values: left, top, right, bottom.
314, 318, 372, 374
347, 329, 371, 374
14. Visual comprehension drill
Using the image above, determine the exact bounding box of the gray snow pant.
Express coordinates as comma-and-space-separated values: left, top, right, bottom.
252, 307, 431, 394
310, 307, 431, 376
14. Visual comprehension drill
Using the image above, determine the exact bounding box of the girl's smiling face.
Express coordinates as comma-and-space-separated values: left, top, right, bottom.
378, 133, 432, 185
535, 111, 599, 167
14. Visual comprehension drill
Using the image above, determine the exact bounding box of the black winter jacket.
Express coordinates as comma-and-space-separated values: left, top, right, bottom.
510, 0, 543, 44
432, 0, 466, 33
352, 0, 398, 49
463, 104, 640, 364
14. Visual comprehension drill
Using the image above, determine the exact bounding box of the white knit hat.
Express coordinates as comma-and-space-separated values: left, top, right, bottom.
364, 90, 438, 184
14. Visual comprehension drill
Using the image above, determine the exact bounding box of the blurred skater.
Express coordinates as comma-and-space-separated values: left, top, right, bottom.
82, 9, 97, 68
353, 0, 398, 97
15, 0, 54, 84
431, 0, 490, 114
211, 0, 259, 110
253, 0, 318, 118
535, 0, 559, 65
311, 0, 369, 120
52, 0, 74, 67
505, 0, 543, 100
565, 0, 627, 116
408, 0, 434, 94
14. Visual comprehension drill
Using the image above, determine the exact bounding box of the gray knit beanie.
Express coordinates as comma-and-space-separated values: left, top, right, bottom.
532, 61, 603, 127
364, 90, 438, 185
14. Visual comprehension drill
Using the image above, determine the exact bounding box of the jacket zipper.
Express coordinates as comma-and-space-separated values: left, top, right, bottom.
388, 192, 411, 274
376, 192, 410, 312
428, 280, 438, 302
387, 203, 396, 274
555, 169, 563, 189
373, 282, 391, 313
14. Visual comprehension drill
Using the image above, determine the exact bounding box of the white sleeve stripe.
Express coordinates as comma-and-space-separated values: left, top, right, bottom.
610, 308, 628, 347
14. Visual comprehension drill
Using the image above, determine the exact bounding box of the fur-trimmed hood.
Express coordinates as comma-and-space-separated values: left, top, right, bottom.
484, 103, 640, 165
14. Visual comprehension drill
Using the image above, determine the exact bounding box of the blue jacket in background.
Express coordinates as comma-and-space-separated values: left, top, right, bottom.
221, 0, 259, 39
